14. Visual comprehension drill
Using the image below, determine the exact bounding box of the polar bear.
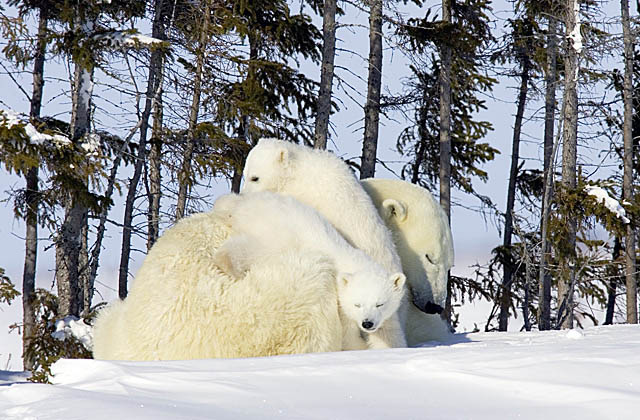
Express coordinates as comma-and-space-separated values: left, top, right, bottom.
242, 138, 403, 275
361, 178, 454, 311
362, 178, 455, 344
241, 138, 452, 344
212, 192, 407, 350
92, 209, 343, 361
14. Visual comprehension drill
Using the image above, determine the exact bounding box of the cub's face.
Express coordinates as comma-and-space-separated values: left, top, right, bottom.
242, 141, 289, 193
338, 271, 405, 333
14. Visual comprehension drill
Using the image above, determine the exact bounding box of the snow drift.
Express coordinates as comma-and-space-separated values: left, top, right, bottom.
1, 325, 639, 419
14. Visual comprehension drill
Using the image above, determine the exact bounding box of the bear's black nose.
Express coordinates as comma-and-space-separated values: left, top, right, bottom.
362, 320, 374, 330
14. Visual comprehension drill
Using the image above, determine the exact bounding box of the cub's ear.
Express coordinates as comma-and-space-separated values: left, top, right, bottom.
390, 273, 406, 291
382, 199, 407, 222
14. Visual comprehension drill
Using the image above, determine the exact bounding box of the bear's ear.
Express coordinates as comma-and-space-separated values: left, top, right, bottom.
390, 273, 406, 291
382, 199, 407, 222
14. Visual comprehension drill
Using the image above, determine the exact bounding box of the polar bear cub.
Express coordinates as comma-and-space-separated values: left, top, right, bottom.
241, 138, 403, 276
213, 191, 407, 350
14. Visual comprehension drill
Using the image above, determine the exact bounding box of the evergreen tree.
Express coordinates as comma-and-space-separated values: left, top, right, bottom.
620, 0, 637, 324
394, 0, 497, 197
116, 0, 173, 298
557, 0, 581, 329
497, 11, 542, 331
538, 0, 560, 331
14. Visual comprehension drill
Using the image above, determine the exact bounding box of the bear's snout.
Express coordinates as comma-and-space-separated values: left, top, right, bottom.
361, 320, 375, 330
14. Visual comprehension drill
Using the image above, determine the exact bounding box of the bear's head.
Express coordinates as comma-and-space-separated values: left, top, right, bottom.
338, 269, 406, 333
361, 179, 454, 311
242, 138, 292, 193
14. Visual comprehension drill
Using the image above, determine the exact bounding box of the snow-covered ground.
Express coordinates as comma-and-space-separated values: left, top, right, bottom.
1, 325, 638, 419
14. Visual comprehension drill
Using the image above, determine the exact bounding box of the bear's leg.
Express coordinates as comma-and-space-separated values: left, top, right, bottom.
341, 322, 369, 351
366, 313, 407, 349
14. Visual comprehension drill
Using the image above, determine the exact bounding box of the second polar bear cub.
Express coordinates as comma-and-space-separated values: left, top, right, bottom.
213, 191, 407, 350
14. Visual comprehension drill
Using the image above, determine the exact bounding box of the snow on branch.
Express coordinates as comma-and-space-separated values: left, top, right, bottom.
81, 133, 101, 157
584, 185, 630, 224
1, 109, 71, 147
92, 30, 166, 50
52, 316, 93, 351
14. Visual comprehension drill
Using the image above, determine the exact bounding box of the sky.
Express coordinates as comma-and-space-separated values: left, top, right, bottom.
0, 0, 633, 370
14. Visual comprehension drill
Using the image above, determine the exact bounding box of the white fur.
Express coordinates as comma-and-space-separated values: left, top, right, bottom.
242, 138, 403, 274
241, 139, 409, 345
212, 192, 407, 350
362, 178, 455, 344
92, 210, 343, 360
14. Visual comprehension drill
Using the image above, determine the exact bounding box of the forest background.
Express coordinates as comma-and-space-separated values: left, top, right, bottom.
0, 0, 638, 377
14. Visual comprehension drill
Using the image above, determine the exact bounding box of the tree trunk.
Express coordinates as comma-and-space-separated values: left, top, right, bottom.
360, 0, 383, 179
147, 95, 163, 250
22, 167, 38, 371
538, 16, 558, 331
88, 96, 162, 301
522, 240, 532, 331
22, 8, 48, 370
314, 0, 337, 150
557, 0, 580, 329
498, 54, 531, 331
175, 2, 210, 220
604, 236, 623, 324
55, 197, 85, 317
147, 0, 170, 251
118, 0, 171, 296
231, 166, 243, 193
439, 0, 452, 221
410, 134, 427, 185
56, 17, 94, 317
621, 0, 637, 324
79, 219, 89, 314
439, 0, 453, 323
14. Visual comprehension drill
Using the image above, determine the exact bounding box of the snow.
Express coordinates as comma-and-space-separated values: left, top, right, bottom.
1, 325, 639, 419
1, 109, 71, 146
51, 316, 94, 351
77, 68, 94, 122
585, 185, 630, 223
0, 109, 22, 129
23, 123, 71, 147
93, 31, 165, 49
81, 133, 101, 156
124, 34, 164, 46
568, 0, 583, 55
565, 329, 584, 340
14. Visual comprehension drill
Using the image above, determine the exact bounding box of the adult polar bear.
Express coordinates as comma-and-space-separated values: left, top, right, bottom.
362, 178, 454, 344
242, 138, 452, 344
92, 210, 343, 361
361, 178, 454, 312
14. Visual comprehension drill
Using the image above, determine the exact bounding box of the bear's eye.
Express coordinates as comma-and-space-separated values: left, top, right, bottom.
250, 176, 259, 182
354, 304, 361, 308
424, 254, 435, 265
376, 303, 384, 308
